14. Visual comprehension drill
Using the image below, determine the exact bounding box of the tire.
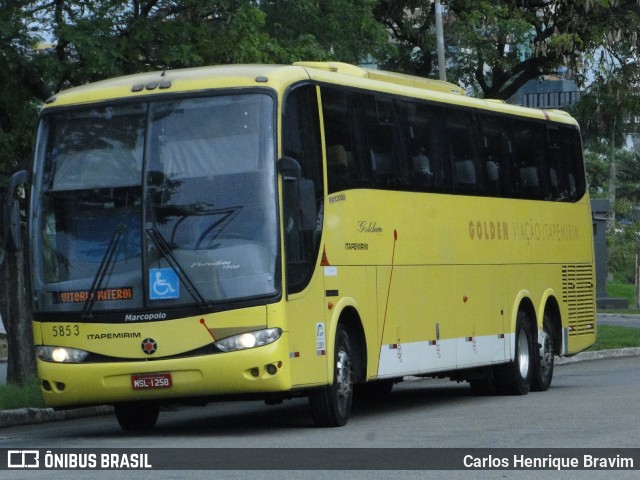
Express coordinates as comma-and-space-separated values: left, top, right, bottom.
114, 402, 160, 431
309, 325, 354, 427
495, 310, 533, 395
531, 314, 555, 392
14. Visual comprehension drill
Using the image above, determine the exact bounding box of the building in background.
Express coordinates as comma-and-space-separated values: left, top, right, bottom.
509, 68, 580, 109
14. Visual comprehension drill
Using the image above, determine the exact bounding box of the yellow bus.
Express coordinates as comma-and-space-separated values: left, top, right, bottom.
6, 62, 595, 430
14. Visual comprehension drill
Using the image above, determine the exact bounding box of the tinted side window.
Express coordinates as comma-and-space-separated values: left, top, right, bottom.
403, 100, 450, 192
512, 121, 548, 199
558, 126, 586, 201
364, 96, 412, 190
446, 110, 484, 195
322, 88, 372, 193
478, 115, 516, 198
322, 88, 414, 193
321, 84, 586, 202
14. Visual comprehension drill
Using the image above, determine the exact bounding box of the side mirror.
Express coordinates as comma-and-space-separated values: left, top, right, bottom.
278, 157, 317, 232
3, 170, 31, 253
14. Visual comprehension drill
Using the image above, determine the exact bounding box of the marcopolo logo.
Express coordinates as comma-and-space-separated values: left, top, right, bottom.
124, 312, 167, 322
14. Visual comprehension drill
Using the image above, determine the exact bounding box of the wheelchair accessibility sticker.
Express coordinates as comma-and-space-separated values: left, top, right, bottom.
149, 268, 179, 300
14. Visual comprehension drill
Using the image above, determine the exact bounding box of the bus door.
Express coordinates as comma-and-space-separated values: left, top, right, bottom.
281, 84, 329, 387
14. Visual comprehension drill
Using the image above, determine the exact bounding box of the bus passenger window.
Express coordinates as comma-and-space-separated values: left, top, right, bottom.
546, 125, 585, 202
369, 124, 396, 187
321, 88, 364, 192
363, 96, 412, 190
405, 101, 448, 192
562, 126, 585, 201
447, 110, 483, 195
512, 121, 547, 199
327, 145, 350, 192
478, 115, 515, 198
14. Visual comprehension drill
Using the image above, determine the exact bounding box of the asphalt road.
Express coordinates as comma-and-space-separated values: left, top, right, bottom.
1, 355, 639, 480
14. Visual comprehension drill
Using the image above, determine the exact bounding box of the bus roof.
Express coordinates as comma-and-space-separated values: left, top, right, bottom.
293, 61, 466, 96
43, 62, 577, 126
43, 64, 310, 108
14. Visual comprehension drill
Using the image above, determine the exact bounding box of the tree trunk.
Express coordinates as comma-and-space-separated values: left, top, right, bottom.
607, 120, 617, 227
2, 227, 36, 386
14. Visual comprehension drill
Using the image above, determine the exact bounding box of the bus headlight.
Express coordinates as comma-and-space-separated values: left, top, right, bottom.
36, 346, 90, 363
215, 328, 282, 353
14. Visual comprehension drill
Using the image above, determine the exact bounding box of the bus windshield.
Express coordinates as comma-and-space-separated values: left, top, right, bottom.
31, 93, 278, 316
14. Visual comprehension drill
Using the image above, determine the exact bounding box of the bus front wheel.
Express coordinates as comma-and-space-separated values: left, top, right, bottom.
114, 401, 160, 431
309, 325, 354, 427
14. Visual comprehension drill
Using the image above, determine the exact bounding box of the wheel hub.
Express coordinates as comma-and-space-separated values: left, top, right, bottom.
538, 329, 552, 372
336, 349, 353, 400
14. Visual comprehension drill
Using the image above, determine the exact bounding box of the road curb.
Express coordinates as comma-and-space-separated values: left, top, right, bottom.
1, 348, 638, 429
0, 405, 113, 429
555, 347, 640, 365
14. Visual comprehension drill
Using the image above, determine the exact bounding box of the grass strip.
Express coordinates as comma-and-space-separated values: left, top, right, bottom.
0, 378, 44, 410
589, 324, 640, 351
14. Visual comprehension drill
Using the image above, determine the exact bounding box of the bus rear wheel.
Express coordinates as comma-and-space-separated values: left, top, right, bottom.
114, 401, 160, 431
309, 325, 354, 427
531, 315, 555, 392
495, 311, 533, 395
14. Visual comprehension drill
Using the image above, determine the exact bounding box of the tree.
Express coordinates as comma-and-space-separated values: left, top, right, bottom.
21, 1, 282, 96
0, 0, 394, 385
374, 1, 439, 77
1, 229, 35, 386
617, 151, 640, 206
571, 31, 640, 218
376, 1, 640, 99
584, 150, 609, 198
0, 1, 41, 176
1, 1, 42, 385
262, 0, 391, 64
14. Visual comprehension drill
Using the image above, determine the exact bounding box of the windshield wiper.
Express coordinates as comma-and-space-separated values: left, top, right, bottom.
81, 224, 125, 319
145, 226, 209, 310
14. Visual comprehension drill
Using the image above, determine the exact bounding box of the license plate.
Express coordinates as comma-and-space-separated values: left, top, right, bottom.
131, 373, 173, 390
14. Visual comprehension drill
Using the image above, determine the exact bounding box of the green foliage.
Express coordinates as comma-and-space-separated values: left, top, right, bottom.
616, 150, 640, 204
607, 222, 640, 283
375, 1, 640, 99
0, 0, 391, 188
582, 139, 640, 287
373, 1, 436, 76
447, 0, 536, 96
263, 0, 390, 64
584, 150, 609, 197
0, 1, 41, 179
2, 0, 640, 182
0, 378, 44, 410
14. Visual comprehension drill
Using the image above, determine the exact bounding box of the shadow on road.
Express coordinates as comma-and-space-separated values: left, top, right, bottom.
82, 379, 475, 437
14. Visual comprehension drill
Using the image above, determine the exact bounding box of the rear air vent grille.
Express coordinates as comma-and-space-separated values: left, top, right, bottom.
562, 264, 595, 336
